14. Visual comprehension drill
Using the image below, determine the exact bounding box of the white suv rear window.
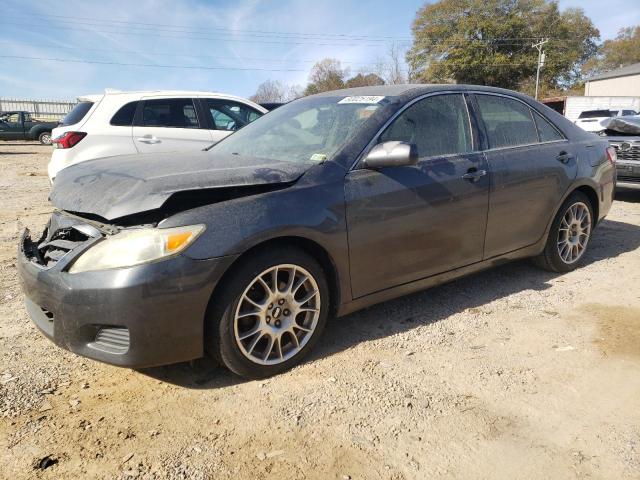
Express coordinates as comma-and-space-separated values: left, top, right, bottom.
61, 101, 94, 126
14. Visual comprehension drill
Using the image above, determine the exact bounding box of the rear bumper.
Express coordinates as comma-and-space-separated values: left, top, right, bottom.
18, 229, 237, 368
48, 148, 72, 182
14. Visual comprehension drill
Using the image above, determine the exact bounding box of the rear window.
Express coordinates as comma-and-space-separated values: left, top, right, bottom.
111, 101, 139, 126
61, 101, 94, 126
475, 94, 538, 148
533, 111, 564, 142
578, 110, 614, 119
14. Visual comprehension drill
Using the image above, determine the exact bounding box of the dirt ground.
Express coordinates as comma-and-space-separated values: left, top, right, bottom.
1, 142, 639, 480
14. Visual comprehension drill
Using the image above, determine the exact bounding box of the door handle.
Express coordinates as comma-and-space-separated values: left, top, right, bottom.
137, 136, 161, 144
462, 168, 487, 182
556, 151, 574, 163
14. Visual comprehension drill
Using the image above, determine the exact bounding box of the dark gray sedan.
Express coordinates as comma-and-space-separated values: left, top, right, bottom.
18, 85, 616, 378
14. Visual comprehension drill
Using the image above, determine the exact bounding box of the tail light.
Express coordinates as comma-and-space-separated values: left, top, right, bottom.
52, 131, 86, 149
606, 146, 617, 165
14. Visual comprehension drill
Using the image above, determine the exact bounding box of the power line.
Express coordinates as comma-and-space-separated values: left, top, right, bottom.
0, 54, 568, 71
9, 11, 576, 45
0, 55, 307, 72
0, 41, 381, 66
4, 12, 414, 41
0, 21, 410, 47
0, 20, 587, 52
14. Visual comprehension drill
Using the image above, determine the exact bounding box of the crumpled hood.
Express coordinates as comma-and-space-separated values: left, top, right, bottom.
601, 116, 640, 135
50, 151, 310, 220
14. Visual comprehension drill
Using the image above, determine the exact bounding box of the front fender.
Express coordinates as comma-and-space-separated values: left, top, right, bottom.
159, 166, 352, 305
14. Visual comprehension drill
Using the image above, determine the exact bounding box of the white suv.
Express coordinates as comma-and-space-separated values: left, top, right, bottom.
48, 90, 267, 181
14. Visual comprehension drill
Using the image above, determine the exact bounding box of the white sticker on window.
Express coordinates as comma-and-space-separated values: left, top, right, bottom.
310, 153, 327, 162
338, 96, 385, 104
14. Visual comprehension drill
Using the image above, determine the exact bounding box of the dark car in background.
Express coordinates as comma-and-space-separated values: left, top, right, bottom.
259, 102, 285, 111
18, 85, 616, 379
0, 111, 58, 144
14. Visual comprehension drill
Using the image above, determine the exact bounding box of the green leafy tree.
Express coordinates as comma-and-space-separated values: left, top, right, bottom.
407, 0, 599, 93
345, 73, 385, 88
304, 59, 348, 95
584, 26, 640, 75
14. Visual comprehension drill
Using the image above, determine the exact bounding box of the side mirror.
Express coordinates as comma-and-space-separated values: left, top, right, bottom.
363, 141, 418, 169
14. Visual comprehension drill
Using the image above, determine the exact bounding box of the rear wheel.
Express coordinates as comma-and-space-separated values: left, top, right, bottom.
38, 132, 52, 145
207, 247, 329, 379
533, 192, 593, 272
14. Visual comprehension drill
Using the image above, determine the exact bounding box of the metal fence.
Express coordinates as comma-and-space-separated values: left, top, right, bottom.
0, 98, 77, 121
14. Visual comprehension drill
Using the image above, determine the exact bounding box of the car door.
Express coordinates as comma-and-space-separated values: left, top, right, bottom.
132, 97, 213, 153
202, 98, 263, 144
0, 112, 24, 140
345, 93, 490, 298
471, 93, 577, 258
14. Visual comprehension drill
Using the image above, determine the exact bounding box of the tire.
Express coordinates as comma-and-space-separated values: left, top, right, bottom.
533, 191, 594, 273
38, 132, 52, 145
206, 247, 330, 379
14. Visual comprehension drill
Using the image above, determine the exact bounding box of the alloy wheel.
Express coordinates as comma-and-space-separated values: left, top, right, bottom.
233, 264, 321, 365
557, 201, 591, 264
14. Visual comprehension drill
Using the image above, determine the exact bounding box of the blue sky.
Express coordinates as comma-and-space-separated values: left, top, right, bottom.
1, 0, 639, 101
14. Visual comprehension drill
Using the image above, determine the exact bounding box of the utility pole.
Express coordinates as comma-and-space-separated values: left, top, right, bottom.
532, 38, 548, 100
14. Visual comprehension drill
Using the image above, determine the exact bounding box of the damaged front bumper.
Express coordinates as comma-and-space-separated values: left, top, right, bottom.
17, 214, 237, 368
616, 161, 640, 189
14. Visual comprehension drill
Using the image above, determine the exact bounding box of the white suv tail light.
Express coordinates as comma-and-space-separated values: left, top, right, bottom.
52, 131, 87, 149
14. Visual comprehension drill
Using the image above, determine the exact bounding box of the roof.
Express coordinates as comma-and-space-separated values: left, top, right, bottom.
314, 84, 423, 97
312, 83, 532, 99
587, 62, 640, 82
75, 90, 265, 112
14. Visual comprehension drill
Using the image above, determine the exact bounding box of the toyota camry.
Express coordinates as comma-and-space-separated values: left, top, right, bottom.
18, 85, 616, 378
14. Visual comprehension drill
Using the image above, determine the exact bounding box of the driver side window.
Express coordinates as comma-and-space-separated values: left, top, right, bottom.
2, 113, 21, 125
206, 99, 262, 131
379, 94, 472, 158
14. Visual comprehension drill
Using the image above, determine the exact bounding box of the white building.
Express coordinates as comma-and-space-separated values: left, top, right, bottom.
585, 63, 640, 97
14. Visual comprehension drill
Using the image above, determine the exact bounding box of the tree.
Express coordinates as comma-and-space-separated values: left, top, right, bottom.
250, 80, 302, 103
407, 0, 599, 93
304, 59, 348, 95
375, 44, 408, 84
584, 26, 640, 76
345, 72, 385, 88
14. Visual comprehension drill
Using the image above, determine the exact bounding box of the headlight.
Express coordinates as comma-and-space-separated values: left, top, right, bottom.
68, 225, 205, 274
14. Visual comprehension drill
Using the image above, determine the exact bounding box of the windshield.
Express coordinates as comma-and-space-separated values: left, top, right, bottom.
578, 110, 615, 119
210, 95, 389, 163
61, 101, 94, 126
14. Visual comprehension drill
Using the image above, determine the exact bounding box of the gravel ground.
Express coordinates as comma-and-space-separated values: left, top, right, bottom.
1, 142, 639, 479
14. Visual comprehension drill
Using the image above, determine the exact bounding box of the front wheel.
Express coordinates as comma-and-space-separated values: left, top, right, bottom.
38, 132, 52, 145
533, 192, 594, 272
207, 247, 329, 379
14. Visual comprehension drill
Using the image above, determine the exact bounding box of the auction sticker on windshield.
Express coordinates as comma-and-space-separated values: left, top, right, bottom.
338, 96, 385, 104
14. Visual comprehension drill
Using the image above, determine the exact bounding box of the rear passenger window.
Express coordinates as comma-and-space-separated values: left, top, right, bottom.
110, 101, 138, 126
142, 99, 199, 128
205, 99, 262, 131
532, 111, 564, 142
476, 95, 538, 148
379, 94, 472, 157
